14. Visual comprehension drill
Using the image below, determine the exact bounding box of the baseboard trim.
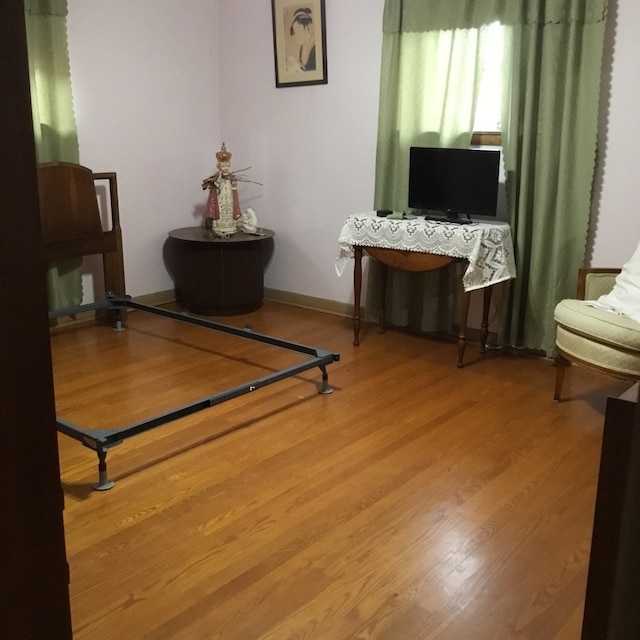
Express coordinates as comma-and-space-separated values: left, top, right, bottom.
49, 289, 495, 348
264, 288, 360, 319
133, 289, 176, 307
263, 289, 495, 345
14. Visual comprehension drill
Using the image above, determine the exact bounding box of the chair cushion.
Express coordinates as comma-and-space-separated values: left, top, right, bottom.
555, 299, 640, 376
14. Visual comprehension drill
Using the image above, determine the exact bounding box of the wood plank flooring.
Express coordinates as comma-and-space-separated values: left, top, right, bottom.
51, 301, 628, 640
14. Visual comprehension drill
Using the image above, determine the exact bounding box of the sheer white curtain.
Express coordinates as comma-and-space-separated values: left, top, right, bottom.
371, 23, 505, 331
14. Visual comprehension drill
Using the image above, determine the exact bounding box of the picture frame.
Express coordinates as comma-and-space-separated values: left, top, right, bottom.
271, 0, 327, 88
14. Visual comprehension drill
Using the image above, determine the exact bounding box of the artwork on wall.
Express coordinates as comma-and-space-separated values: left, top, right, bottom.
271, 0, 327, 88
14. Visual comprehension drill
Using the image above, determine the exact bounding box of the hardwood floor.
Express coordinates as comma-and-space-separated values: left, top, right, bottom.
51, 301, 628, 640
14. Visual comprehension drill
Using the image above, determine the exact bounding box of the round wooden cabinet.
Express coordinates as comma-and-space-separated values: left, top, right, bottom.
168, 227, 274, 316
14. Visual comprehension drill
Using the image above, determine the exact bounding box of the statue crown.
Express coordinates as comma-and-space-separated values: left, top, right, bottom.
216, 142, 232, 163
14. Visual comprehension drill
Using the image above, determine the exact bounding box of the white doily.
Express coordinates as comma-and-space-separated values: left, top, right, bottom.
336, 212, 517, 292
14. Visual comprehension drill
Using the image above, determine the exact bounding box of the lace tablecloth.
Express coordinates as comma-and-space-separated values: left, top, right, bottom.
336, 212, 517, 292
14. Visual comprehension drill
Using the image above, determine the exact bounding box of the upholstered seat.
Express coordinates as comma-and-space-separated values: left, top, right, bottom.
554, 268, 640, 401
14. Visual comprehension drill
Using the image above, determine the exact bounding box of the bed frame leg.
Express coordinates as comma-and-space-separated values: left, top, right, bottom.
318, 365, 333, 394
93, 446, 115, 491
113, 307, 126, 332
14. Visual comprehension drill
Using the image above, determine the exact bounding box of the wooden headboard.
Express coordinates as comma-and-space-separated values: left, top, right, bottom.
37, 162, 126, 300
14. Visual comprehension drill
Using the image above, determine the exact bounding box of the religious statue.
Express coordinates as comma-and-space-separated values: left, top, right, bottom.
202, 142, 243, 237
201, 143, 263, 238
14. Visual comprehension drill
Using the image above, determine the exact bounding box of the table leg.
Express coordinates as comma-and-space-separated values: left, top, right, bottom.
353, 246, 362, 346
480, 285, 493, 354
458, 284, 471, 368
378, 262, 388, 334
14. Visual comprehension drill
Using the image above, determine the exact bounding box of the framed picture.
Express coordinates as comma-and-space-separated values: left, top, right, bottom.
271, 0, 327, 88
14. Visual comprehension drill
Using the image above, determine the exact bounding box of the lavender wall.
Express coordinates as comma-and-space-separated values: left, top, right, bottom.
67, 0, 640, 306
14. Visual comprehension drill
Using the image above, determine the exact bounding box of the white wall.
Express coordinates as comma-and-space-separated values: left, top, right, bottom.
66, 0, 640, 306
66, 0, 381, 305
67, 0, 221, 300
216, 0, 382, 303
589, 0, 640, 265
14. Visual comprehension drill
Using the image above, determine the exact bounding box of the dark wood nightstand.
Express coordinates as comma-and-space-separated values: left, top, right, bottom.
168, 227, 274, 315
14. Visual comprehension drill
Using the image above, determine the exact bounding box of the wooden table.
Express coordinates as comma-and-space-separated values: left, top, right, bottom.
337, 213, 517, 367
168, 227, 274, 315
353, 245, 492, 367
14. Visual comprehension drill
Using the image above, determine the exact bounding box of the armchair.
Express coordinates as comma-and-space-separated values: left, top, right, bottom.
553, 268, 640, 401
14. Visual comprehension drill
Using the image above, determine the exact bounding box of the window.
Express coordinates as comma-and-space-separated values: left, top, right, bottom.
472, 22, 504, 146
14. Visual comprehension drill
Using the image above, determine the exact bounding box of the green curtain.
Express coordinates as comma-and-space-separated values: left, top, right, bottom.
499, 13, 608, 354
25, 0, 83, 310
372, 0, 608, 354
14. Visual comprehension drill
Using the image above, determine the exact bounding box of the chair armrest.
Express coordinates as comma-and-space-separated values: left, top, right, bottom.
577, 268, 621, 300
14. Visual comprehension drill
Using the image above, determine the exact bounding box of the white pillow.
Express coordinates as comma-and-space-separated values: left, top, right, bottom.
590, 241, 640, 323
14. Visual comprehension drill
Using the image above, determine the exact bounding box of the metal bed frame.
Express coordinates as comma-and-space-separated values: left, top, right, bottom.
50, 295, 340, 491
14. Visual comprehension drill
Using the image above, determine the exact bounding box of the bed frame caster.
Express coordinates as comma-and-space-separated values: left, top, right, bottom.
318, 365, 334, 394
106, 292, 127, 332
93, 446, 115, 491
112, 305, 126, 333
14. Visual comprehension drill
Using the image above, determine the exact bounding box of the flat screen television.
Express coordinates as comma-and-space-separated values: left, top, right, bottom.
408, 146, 500, 222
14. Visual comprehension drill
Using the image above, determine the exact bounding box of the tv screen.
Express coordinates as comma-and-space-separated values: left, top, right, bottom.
408, 147, 500, 221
